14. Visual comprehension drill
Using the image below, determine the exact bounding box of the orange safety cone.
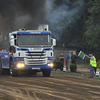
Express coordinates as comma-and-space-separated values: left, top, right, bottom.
63, 61, 66, 72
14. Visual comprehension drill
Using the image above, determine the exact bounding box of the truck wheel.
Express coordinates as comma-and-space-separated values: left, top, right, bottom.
10, 61, 18, 77
0, 57, 6, 75
42, 69, 51, 77
0, 57, 2, 75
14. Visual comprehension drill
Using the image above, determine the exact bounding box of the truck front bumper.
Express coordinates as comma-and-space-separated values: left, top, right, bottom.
14, 64, 53, 71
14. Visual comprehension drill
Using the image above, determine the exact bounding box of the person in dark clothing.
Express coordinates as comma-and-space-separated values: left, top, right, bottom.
59, 53, 64, 71
59, 53, 64, 62
71, 52, 77, 64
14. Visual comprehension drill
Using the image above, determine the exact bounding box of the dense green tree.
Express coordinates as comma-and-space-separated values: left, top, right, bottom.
85, 0, 100, 51
48, 0, 99, 52
51, 0, 93, 51
68, 0, 94, 52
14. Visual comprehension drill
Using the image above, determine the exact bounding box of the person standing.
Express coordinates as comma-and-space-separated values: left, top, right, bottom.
59, 53, 64, 70
66, 53, 70, 70
59, 53, 64, 63
85, 53, 97, 78
71, 52, 77, 64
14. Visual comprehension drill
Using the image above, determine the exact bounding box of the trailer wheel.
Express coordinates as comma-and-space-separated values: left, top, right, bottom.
42, 69, 51, 77
10, 61, 18, 76
0, 57, 2, 75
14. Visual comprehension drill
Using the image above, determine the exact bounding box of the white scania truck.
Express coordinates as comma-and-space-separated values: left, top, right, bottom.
0, 25, 56, 77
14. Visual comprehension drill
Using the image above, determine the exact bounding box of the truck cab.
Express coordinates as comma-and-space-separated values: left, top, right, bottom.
9, 25, 56, 76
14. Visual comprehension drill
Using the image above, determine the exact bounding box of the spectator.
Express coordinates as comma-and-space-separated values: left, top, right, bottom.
59, 53, 64, 70
66, 53, 70, 70
59, 53, 64, 62
71, 52, 77, 64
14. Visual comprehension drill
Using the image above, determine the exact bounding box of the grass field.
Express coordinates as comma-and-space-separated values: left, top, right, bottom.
77, 64, 89, 68
52, 70, 89, 78
52, 64, 100, 79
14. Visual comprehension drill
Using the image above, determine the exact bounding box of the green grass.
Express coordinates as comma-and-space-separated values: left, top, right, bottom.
77, 64, 88, 68
52, 70, 89, 77
52, 64, 100, 79
52, 70, 100, 79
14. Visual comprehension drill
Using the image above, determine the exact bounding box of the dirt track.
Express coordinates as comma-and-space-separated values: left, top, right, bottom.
0, 72, 100, 100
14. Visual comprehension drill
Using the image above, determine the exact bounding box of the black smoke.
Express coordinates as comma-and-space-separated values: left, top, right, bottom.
46, 0, 84, 40
0, 0, 46, 49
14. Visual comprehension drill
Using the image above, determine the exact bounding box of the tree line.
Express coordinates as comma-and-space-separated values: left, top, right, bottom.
52, 0, 100, 52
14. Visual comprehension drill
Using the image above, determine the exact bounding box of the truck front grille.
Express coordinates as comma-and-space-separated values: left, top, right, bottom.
24, 51, 47, 65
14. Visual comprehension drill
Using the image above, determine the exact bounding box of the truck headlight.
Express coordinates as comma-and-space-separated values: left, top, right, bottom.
17, 61, 25, 68
48, 63, 54, 67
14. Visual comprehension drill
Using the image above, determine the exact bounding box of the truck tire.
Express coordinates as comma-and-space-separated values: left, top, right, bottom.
10, 61, 18, 77
0, 57, 2, 75
0, 57, 6, 75
42, 69, 51, 77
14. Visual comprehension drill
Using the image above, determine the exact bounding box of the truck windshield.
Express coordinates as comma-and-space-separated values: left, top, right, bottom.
17, 34, 51, 48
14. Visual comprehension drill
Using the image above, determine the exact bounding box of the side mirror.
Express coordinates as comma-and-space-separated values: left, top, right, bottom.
51, 38, 56, 46
10, 35, 14, 46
